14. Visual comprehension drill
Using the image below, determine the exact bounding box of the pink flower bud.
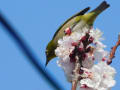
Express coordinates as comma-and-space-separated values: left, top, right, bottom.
107, 60, 112, 65
82, 54, 87, 60
89, 37, 94, 43
79, 69, 84, 74
92, 57, 95, 61
71, 42, 78, 46
69, 53, 76, 62
81, 36, 87, 42
64, 27, 71, 35
81, 84, 88, 88
70, 58, 76, 62
78, 47, 84, 52
102, 58, 106, 61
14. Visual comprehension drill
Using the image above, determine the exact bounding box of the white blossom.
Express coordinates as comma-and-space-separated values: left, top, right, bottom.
55, 27, 116, 90
79, 62, 116, 90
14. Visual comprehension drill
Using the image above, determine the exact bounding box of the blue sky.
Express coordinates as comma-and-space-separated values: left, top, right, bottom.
0, 0, 120, 90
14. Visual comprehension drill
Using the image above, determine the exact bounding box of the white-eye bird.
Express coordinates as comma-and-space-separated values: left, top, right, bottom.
45, 1, 110, 66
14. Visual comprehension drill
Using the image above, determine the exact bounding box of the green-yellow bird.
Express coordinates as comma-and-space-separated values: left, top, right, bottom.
45, 1, 110, 66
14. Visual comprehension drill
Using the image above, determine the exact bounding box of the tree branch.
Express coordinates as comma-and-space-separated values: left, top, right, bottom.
107, 34, 120, 65
71, 56, 81, 90
72, 81, 78, 90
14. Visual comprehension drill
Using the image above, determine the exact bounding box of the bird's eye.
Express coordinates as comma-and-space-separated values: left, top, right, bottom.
46, 50, 48, 55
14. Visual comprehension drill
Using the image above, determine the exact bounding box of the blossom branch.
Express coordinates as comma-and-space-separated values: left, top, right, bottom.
107, 34, 120, 65
72, 80, 78, 90
56, 27, 116, 90
71, 32, 92, 90
71, 56, 81, 90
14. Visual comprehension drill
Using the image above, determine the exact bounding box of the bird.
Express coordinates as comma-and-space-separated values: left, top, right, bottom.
45, 1, 110, 66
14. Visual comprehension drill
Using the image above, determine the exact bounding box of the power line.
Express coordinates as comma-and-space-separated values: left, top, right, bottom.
0, 12, 63, 90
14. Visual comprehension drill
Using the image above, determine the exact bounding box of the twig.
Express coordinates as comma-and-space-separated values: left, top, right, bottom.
72, 56, 81, 90
107, 34, 120, 65
72, 81, 78, 90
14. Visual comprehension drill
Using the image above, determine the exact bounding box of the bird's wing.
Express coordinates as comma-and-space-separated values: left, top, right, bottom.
52, 7, 90, 39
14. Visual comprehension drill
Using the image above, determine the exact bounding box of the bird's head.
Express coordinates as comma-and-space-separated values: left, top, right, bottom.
45, 40, 56, 66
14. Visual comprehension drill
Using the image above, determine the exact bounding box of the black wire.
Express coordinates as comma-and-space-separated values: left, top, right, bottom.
0, 12, 63, 90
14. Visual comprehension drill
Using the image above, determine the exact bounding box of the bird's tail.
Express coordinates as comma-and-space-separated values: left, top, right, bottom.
83, 1, 110, 26
91, 1, 110, 14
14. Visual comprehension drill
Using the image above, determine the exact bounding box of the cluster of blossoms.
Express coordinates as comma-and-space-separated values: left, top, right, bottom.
55, 26, 116, 90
